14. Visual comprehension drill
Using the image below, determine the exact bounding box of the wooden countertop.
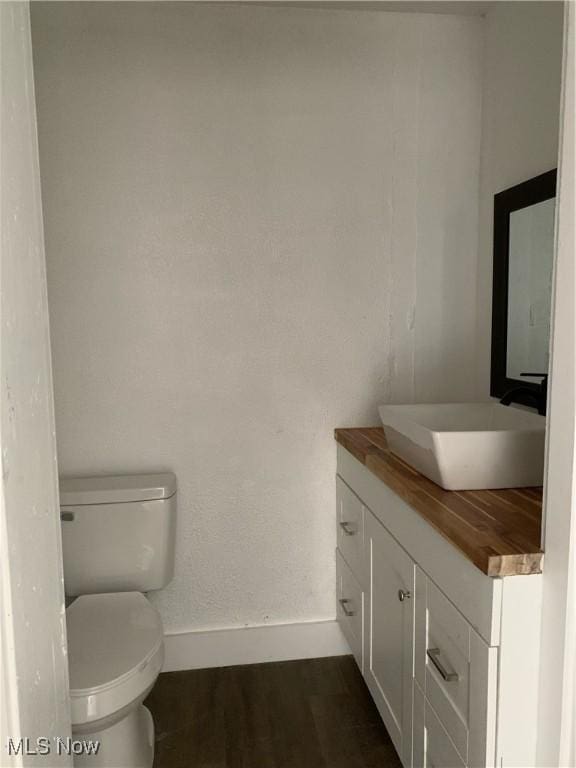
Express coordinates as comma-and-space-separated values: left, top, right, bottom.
335, 427, 543, 577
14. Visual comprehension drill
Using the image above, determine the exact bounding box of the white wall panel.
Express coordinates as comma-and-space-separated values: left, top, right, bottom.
32, 3, 483, 634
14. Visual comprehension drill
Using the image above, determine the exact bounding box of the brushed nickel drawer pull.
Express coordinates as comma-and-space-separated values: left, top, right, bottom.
398, 589, 412, 602
339, 521, 356, 536
427, 648, 459, 682
339, 598, 356, 617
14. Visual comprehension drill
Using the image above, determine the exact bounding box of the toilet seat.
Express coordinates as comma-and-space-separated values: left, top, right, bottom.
67, 592, 164, 727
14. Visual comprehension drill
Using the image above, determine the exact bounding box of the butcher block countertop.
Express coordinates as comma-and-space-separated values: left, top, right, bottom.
335, 427, 543, 577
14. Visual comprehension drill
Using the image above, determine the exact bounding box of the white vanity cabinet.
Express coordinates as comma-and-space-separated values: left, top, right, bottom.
335, 447, 542, 768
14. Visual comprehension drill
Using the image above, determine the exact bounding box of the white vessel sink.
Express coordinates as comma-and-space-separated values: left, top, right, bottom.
378, 403, 546, 490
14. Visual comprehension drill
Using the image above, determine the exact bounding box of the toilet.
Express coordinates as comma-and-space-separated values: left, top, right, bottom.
59, 473, 177, 768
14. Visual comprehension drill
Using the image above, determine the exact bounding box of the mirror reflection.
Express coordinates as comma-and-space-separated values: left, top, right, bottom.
507, 197, 555, 382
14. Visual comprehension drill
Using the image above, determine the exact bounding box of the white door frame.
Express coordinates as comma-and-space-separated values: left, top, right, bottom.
538, 2, 576, 765
0, 3, 72, 763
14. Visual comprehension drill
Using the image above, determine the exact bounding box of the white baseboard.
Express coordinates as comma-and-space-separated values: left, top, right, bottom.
162, 619, 351, 672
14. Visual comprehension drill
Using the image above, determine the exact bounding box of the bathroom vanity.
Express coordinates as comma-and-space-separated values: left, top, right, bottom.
335, 427, 543, 768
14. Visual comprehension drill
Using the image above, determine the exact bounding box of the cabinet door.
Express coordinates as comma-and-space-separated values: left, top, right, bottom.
365, 510, 415, 767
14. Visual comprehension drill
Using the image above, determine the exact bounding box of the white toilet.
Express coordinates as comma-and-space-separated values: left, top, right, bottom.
59, 473, 177, 768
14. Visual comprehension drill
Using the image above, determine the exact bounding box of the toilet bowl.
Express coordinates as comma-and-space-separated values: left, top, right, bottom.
66, 592, 164, 767
60, 473, 177, 768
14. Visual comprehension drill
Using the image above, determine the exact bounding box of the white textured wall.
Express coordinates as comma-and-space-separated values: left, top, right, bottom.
0, 3, 71, 761
476, 1, 564, 397
32, 3, 483, 634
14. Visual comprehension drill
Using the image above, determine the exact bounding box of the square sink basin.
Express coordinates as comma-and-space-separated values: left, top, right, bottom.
378, 403, 546, 490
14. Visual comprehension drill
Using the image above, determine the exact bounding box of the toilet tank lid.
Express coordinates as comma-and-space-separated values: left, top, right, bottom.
59, 472, 176, 506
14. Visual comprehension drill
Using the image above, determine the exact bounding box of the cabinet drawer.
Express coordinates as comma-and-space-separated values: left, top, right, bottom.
426, 700, 466, 768
336, 549, 364, 671
414, 682, 465, 768
416, 578, 497, 766
425, 580, 470, 760
336, 476, 365, 582
413, 683, 465, 768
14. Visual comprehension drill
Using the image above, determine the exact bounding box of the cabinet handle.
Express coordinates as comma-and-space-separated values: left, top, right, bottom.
339, 598, 356, 617
427, 648, 459, 682
339, 521, 356, 536
398, 589, 411, 602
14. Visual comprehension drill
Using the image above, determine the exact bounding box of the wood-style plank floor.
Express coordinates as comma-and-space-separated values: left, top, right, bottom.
145, 655, 401, 768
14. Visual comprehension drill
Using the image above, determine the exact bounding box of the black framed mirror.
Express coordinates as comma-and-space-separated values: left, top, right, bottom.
490, 169, 557, 411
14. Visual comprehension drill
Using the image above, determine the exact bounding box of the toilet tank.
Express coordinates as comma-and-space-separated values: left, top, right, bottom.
60, 473, 177, 597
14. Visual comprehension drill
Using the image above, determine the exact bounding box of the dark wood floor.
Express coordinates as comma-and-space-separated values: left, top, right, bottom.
145, 655, 402, 768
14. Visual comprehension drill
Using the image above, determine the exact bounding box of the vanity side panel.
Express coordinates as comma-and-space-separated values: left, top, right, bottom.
496, 574, 543, 768
337, 445, 502, 645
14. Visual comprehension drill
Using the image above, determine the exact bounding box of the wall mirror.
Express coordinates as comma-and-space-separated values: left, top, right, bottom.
490, 169, 557, 407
